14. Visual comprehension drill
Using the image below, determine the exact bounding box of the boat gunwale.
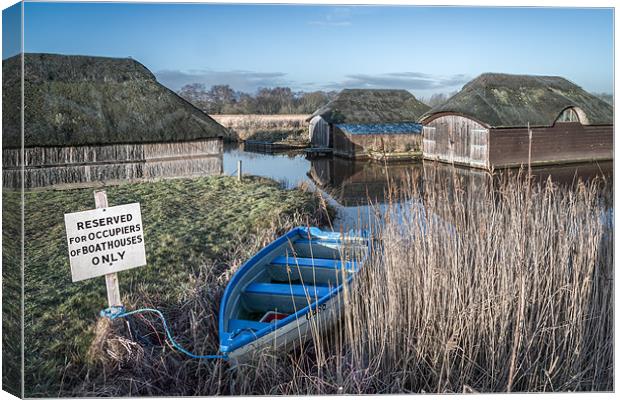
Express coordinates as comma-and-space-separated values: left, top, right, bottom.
218, 226, 369, 354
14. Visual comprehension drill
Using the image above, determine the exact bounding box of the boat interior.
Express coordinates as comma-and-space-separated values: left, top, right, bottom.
224, 231, 368, 336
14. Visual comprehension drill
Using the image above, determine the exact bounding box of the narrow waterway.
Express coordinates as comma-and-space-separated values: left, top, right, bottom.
223, 142, 613, 230
222, 143, 379, 229
9, 140, 611, 231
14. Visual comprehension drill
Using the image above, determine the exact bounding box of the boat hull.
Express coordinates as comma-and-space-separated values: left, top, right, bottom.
218, 227, 369, 362
226, 291, 343, 362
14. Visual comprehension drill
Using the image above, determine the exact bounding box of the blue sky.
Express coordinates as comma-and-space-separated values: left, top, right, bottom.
3, 2, 614, 97
2, 2, 20, 57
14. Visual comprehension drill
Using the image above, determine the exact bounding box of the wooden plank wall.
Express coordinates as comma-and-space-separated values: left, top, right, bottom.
422, 115, 489, 168
2, 138, 224, 189
309, 116, 330, 148
332, 127, 422, 159
2, 138, 222, 168
489, 123, 613, 168
332, 128, 364, 157
423, 126, 436, 155
3, 156, 224, 189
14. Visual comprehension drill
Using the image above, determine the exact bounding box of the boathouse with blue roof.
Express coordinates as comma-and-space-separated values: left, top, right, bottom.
308, 89, 430, 159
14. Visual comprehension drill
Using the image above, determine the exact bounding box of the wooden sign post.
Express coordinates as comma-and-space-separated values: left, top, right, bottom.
527, 122, 533, 179
94, 190, 122, 307
64, 190, 146, 308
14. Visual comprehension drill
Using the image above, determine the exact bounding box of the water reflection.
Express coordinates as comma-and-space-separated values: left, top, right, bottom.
222, 142, 309, 188
308, 157, 426, 206
223, 143, 612, 230
224, 142, 611, 204
8, 141, 611, 231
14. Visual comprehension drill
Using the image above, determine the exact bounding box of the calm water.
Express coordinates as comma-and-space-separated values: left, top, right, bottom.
223, 143, 377, 229
223, 143, 310, 188
11, 141, 610, 230
223, 143, 613, 230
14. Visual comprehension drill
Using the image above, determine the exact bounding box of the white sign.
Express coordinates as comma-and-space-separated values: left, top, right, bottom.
65, 203, 146, 282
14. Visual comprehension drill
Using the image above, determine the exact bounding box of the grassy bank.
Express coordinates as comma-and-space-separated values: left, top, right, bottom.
72, 168, 612, 395
2, 189, 22, 397
4, 175, 328, 397
210, 114, 309, 146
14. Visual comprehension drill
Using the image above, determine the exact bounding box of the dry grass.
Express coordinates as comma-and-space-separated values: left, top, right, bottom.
210, 114, 310, 144
344, 167, 613, 392
8, 175, 329, 397
76, 166, 613, 395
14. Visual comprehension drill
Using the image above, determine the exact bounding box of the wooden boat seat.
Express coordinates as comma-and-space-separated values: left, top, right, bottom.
228, 319, 271, 332
245, 282, 331, 298
242, 282, 331, 313
271, 255, 356, 269
268, 256, 357, 284
290, 238, 366, 260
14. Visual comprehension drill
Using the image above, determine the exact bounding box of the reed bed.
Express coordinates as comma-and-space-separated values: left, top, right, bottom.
342, 168, 613, 393
210, 114, 309, 144
80, 166, 613, 395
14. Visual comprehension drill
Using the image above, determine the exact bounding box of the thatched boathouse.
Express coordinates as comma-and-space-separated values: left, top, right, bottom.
2, 53, 228, 188
420, 73, 613, 169
308, 89, 430, 159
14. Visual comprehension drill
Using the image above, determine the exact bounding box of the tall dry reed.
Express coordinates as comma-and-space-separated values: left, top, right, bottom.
340, 167, 613, 393
210, 114, 309, 143
78, 165, 613, 395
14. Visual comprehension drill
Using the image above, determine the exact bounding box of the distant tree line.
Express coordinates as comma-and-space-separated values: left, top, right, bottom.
177, 84, 337, 114
421, 91, 458, 108
179, 84, 612, 114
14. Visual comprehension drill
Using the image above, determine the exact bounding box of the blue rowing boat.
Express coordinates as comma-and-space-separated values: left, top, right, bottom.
219, 226, 369, 361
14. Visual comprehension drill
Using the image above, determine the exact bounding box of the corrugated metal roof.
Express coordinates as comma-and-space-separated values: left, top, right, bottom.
335, 122, 422, 135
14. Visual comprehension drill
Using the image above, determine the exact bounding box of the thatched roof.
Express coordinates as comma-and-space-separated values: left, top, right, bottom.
309, 89, 430, 124
420, 73, 613, 128
2, 53, 227, 148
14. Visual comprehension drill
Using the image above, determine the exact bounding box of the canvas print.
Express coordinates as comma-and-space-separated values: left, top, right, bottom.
1, 1, 614, 397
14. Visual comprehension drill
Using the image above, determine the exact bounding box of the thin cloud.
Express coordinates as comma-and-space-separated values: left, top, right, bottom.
308, 7, 353, 27
308, 20, 351, 27
155, 69, 292, 92
324, 72, 470, 92
154, 69, 470, 95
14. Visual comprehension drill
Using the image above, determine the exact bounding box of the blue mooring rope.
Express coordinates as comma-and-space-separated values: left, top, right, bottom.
100, 306, 228, 360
